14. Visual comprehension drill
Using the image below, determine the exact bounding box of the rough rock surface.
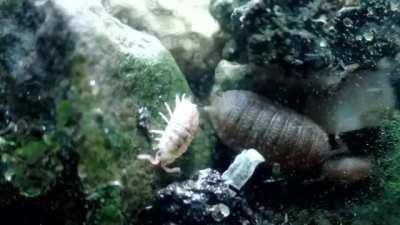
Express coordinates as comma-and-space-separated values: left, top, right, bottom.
210, 0, 400, 90
210, 0, 399, 132
147, 169, 265, 225
106, 0, 224, 96
145, 168, 368, 225
0, 0, 216, 224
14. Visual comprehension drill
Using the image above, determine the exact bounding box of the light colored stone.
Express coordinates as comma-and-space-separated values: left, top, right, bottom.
107, 0, 219, 39
305, 66, 396, 134
212, 59, 285, 94
106, 0, 223, 89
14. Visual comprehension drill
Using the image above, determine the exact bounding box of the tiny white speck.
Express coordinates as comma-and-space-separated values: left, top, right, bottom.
111, 180, 122, 187
89, 79, 96, 86
319, 40, 328, 48
5, 174, 12, 181
94, 108, 103, 114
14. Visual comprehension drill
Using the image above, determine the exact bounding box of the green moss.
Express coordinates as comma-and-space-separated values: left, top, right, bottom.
113, 53, 190, 113
121, 160, 156, 223
2, 136, 62, 197
15, 141, 49, 164
0, 1, 216, 223
0, 0, 24, 14
67, 49, 212, 189
64, 49, 211, 224
87, 184, 124, 225
56, 100, 74, 127
68, 55, 140, 181
56, 25, 216, 223
354, 112, 400, 224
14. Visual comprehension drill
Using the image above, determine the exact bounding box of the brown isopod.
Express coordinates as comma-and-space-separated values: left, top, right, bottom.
321, 157, 373, 185
206, 90, 348, 173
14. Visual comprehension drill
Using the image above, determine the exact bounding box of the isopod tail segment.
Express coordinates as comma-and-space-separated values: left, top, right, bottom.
303, 156, 373, 186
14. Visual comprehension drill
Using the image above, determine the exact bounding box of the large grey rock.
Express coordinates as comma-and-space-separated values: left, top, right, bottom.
305, 59, 397, 134
106, 0, 224, 96
52, 0, 216, 221
212, 59, 301, 96
212, 60, 278, 94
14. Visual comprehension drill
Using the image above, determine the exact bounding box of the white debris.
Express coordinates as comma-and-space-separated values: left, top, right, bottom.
222, 149, 265, 190
208, 203, 230, 222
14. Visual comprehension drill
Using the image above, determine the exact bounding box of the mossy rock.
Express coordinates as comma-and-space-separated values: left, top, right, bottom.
0, 1, 216, 224
352, 112, 400, 224
47, 0, 216, 224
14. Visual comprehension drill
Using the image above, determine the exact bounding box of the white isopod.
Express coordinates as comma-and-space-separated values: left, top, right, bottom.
137, 94, 199, 173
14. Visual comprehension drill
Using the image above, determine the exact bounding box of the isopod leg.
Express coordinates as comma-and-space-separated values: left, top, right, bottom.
158, 112, 169, 123
150, 129, 164, 135
322, 135, 349, 161
175, 94, 180, 106
161, 165, 181, 174
334, 134, 349, 153
164, 102, 173, 117
137, 154, 160, 165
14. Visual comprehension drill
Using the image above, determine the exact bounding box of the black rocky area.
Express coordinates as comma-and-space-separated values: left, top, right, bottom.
216, 0, 400, 84
144, 169, 269, 225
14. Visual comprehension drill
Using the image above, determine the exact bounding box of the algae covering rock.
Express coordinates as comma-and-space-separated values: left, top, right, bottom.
86, 183, 124, 225
0, 0, 68, 198
0, 0, 216, 224
352, 112, 400, 225
51, 0, 216, 222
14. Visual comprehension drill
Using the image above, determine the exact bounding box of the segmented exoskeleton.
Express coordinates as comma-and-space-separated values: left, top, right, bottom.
138, 94, 199, 173
207, 90, 347, 172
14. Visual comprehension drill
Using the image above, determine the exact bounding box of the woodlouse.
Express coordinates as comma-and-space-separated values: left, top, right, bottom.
138, 94, 199, 173
206, 90, 348, 172
322, 157, 373, 185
